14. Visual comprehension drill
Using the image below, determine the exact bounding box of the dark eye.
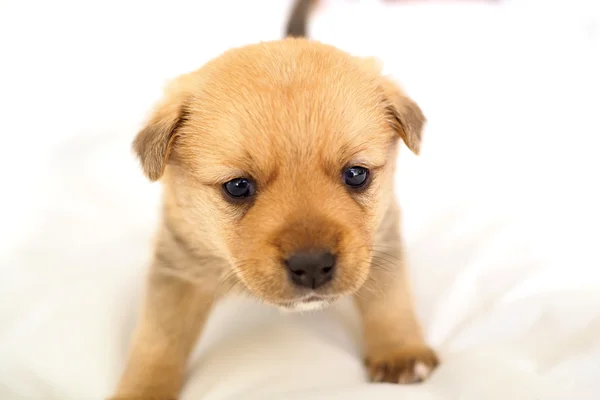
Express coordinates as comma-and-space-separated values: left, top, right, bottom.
223, 178, 255, 199
343, 166, 370, 188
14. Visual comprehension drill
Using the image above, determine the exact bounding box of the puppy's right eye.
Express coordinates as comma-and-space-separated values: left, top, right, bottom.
343, 166, 370, 189
223, 178, 255, 199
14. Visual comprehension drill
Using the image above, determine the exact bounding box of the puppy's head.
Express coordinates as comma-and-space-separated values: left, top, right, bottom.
134, 40, 424, 309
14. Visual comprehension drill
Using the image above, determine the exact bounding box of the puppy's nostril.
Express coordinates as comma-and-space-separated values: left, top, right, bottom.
285, 250, 336, 289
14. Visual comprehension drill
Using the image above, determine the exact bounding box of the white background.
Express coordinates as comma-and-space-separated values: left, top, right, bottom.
1, 0, 599, 399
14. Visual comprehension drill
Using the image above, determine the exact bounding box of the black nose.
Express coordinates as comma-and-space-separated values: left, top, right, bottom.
285, 250, 336, 289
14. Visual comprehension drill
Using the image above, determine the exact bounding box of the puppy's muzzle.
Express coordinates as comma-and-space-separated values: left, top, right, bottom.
284, 250, 336, 289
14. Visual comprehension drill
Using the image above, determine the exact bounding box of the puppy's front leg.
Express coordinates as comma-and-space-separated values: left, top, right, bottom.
354, 204, 438, 384
355, 257, 438, 384
112, 268, 215, 400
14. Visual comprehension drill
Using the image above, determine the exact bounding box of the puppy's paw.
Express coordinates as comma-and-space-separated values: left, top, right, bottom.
365, 345, 439, 384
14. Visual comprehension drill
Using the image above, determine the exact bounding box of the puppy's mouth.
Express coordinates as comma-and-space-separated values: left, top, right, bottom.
276, 294, 338, 312
303, 295, 325, 303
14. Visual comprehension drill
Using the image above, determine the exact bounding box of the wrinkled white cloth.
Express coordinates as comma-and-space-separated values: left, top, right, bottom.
1, 0, 599, 399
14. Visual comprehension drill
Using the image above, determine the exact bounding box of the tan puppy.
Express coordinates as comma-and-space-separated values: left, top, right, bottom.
112, 2, 438, 399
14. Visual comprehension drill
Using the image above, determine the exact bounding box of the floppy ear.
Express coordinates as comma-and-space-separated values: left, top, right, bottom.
380, 78, 425, 155
354, 57, 425, 155
132, 78, 191, 181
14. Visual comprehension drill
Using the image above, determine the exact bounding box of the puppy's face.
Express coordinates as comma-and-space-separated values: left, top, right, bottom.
134, 40, 424, 309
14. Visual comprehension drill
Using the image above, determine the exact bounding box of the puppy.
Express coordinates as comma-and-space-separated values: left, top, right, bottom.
112, 1, 438, 398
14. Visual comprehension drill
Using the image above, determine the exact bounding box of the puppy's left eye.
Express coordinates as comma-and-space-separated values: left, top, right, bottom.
343, 166, 370, 188
223, 178, 255, 199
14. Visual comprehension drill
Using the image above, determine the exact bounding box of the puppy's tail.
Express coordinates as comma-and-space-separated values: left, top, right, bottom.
285, 0, 319, 38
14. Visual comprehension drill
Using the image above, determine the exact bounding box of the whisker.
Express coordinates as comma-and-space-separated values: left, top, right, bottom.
218, 270, 238, 292
360, 276, 384, 300
370, 250, 403, 263
370, 256, 396, 270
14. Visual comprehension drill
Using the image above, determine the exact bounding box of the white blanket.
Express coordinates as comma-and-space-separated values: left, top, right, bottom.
1, 0, 599, 399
